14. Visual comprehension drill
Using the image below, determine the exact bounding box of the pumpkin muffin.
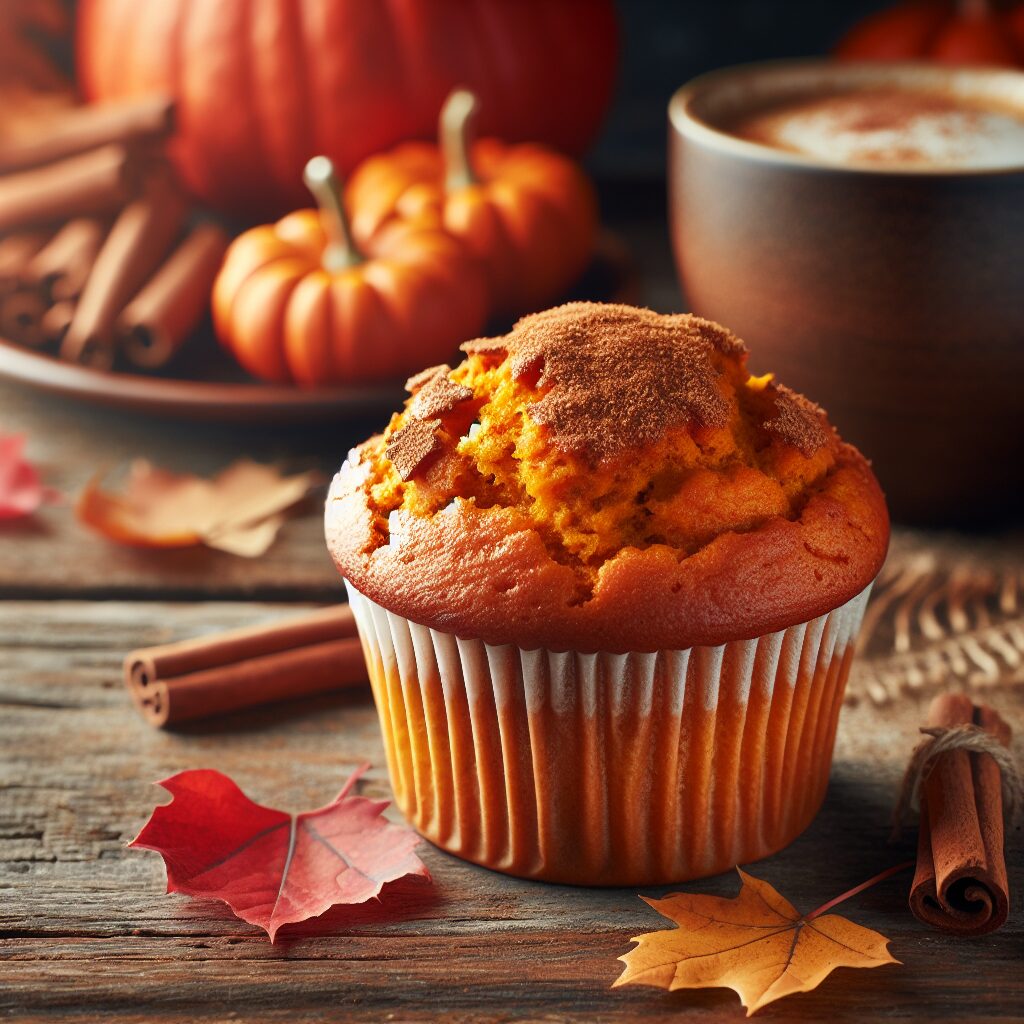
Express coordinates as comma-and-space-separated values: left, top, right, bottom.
326, 302, 888, 885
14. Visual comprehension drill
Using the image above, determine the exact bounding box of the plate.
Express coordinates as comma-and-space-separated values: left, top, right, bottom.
0, 233, 636, 423
0, 338, 401, 422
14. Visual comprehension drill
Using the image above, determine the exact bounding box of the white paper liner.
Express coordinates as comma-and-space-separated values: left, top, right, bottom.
345, 580, 872, 885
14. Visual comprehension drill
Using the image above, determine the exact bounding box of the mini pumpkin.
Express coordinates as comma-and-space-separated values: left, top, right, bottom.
836, 0, 1024, 66
212, 157, 488, 387
346, 90, 598, 315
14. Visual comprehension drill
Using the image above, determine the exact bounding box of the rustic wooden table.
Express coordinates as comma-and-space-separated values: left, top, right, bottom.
1, 222, 1022, 1022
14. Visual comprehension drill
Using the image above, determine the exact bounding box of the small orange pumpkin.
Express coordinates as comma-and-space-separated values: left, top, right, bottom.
212, 157, 488, 387
346, 90, 598, 316
836, 0, 1024, 66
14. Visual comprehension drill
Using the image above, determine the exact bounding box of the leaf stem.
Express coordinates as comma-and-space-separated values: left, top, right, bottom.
805, 860, 915, 921
303, 156, 362, 271
441, 88, 480, 191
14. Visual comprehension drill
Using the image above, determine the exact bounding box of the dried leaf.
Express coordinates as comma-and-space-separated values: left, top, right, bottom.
0, 434, 60, 519
614, 868, 898, 1016
75, 458, 320, 556
130, 765, 429, 942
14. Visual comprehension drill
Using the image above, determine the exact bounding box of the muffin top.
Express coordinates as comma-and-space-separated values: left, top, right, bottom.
326, 303, 888, 652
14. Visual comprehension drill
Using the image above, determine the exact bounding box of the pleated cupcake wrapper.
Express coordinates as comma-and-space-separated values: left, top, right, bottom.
345, 580, 872, 886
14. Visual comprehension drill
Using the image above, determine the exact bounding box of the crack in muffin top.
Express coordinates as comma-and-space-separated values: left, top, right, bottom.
350, 303, 846, 593
461, 303, 748, 463
328, 303, 888, 650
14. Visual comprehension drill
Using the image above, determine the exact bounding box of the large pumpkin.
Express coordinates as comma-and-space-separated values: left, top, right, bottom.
76, 0, 619, 218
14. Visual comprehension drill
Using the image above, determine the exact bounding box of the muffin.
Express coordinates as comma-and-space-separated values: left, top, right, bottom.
326, 302, 888, 885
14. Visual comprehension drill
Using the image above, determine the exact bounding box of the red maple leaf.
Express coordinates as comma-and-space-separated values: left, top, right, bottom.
0, 434, 60, 519
130, 764, 429, 941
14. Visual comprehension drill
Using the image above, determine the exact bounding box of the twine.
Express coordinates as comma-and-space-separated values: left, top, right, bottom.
891, 724, 1023, 840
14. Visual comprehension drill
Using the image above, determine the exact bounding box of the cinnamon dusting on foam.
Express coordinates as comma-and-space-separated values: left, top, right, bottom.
724, 86, 1024, 168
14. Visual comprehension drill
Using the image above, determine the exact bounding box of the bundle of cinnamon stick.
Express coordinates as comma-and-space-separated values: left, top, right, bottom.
0, 95, 229, 370
124, 605, 369, 727
900, 693, 1018, 936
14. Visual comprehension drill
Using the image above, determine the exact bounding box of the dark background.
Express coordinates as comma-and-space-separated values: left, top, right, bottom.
590, 0, 894, 178
50, 0, 896, 181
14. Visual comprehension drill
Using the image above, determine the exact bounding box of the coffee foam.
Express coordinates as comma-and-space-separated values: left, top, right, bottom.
725, 87, 1024, 170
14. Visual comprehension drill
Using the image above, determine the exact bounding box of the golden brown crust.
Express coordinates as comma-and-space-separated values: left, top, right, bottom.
326, 442, 888, 652
327, 303, 889, 650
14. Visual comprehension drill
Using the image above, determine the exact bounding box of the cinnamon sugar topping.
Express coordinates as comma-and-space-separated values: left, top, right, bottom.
763, 385, 831, 457
404, 364, 449, 394
385, 418, 443, 481
408, 372, 473, 421
463, 303, 746, 461
460, 337, 508, 357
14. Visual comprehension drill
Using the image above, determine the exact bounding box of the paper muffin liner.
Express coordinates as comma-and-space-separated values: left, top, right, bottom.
345, 580, 872, 886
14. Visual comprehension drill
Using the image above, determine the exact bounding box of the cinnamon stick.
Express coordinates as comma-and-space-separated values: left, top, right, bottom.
40, 300, 74, 346
23, 217, 107, 301
119, 223, 229, 368
0, 144, 136, 233
61, 178, 187, 368
0, 95, 174, 175
0, 290, 46, 346
124, 605, 368, 727
907, 693, 1014, 936
0, 231, 49, 292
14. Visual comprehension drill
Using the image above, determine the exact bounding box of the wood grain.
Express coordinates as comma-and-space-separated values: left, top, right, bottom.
0, 379, 357, 599
1, 600, 1021, 1021
2, 215, 1021, 1021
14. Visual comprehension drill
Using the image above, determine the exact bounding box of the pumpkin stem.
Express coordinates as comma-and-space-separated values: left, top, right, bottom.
303, 156, 362, 271
440, 88, 480, 191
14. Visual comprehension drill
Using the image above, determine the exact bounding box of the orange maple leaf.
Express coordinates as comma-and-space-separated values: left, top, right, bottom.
614, 867, 901, 1016
76, 459, 321, 557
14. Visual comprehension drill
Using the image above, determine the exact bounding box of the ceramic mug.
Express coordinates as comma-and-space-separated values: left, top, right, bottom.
669, 60, 1024, 526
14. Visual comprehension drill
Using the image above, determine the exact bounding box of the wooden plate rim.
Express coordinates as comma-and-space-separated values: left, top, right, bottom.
0, 338, 401, 421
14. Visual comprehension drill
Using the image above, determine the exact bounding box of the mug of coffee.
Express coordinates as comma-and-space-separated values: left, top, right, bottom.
669, 60, 1024, 525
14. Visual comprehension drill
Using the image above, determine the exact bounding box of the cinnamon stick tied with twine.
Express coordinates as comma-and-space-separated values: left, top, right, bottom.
124, 605, 368, 728
894, 693, 1019, 936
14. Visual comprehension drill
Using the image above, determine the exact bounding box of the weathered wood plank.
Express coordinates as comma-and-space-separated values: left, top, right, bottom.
0, 395, 349, 599
0, 600, 1021, 1021
3, 930, 1023, 1019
